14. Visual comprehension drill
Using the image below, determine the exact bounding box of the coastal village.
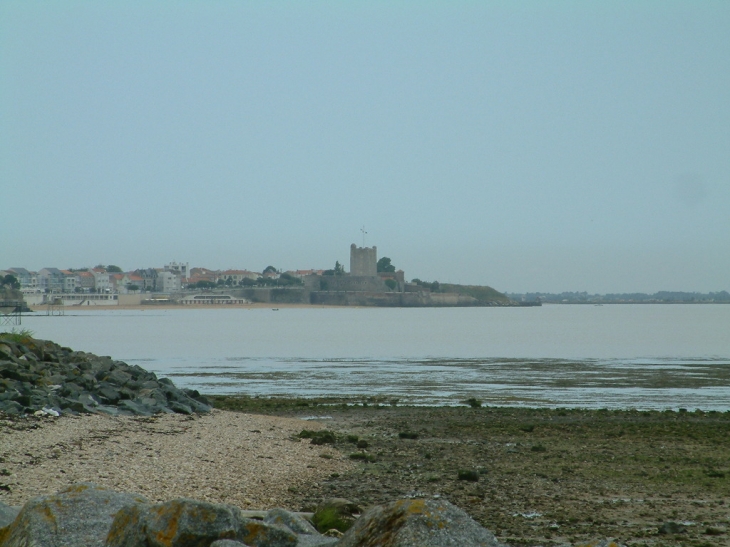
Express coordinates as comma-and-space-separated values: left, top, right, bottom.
1, 244, 513, 309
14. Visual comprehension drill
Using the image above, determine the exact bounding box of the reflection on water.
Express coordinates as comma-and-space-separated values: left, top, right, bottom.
20, 306, 730, 410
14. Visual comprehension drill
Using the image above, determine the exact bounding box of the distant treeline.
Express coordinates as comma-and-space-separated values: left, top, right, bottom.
507, 291, 730, 304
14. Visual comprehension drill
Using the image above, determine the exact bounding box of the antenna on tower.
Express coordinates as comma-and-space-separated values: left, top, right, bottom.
360, 225, 367, 247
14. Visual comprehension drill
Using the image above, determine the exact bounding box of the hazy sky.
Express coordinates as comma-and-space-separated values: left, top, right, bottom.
2, 1, 729, 293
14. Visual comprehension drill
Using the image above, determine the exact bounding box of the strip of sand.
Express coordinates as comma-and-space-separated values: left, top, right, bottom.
0, 410, 353, 510
28, 303, 344, 312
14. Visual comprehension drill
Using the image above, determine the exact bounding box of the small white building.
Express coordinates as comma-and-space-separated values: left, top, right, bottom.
60, 270, 79, 293
92, 269, 111, 293
165, 261, 189, 278
157, 271, 181, 293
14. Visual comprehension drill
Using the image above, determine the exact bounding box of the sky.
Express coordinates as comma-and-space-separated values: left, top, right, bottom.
1, 1, 729, 293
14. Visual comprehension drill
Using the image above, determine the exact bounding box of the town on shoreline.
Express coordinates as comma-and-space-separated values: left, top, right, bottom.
3, 243, 727, 311
1, 244, 517, 309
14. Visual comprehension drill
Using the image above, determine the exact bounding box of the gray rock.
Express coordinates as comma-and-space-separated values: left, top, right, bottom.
0, 483, 148, 547
337, 498, 508, 547
0, 501, 21, 528
170, 401, 194, 415
0, 335, 211, 416
117, 399, 155, 416
106, 497, 298, 547
107, 498, 243, 547
236, 518, 298, 547
295, 534, 339, 547
210, 540, 251, 547
658, 521, 687, 534
265, 508, 318, 535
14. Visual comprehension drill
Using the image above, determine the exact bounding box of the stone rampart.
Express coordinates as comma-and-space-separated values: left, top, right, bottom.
309, 291, 481, 307
317, 276, 388, 293
231, 288, 309, 304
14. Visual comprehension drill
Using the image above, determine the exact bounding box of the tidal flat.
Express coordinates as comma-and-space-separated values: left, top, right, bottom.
213, 395, 730, 547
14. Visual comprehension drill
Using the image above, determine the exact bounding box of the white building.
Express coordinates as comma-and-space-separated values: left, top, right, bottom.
157, 271, 181, 293
92, 269, 111, 293
165, 261, 189, 279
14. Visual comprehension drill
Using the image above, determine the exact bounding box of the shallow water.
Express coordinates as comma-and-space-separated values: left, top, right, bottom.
18, 304, 730, 410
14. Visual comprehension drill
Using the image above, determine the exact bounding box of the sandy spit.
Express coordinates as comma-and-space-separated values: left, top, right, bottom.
0, 410, 353, 510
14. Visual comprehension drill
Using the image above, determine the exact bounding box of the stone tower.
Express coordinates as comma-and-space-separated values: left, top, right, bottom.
350, 244, 377, 277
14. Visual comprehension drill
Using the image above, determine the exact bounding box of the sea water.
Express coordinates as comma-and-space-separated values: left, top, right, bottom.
17, 304, 730, 410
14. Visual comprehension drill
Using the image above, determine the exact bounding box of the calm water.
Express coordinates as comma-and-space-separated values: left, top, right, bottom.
17, 305, 730, 410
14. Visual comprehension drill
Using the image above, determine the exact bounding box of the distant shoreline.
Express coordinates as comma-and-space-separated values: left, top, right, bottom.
27, 303, 347, 312
25, 301, 728, 313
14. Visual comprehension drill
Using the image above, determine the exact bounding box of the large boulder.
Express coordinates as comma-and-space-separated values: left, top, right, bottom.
0, 483, 148, 547
105, 498, 299, 547
337, 498, 507, 547
263, 508, 337, 547
264, 508, 318, 535
0, 501, 20, 528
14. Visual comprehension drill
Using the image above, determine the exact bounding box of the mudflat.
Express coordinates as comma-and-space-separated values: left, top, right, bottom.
213, 396, 730, 547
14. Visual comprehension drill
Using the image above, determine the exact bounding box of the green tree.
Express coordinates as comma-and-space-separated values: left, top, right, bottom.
278, 273, 302, 286
377, 257, 396, 273
263, 265, 277, 275
107, 265, 123, 273
192, 280, 215, 290
1, 275, 20, 290
384, 279, 397, 290
323, 261, 345, 276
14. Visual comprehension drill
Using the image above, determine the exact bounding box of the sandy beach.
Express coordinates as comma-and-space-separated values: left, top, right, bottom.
28, 303, 344, 312
0, 410, 353, 510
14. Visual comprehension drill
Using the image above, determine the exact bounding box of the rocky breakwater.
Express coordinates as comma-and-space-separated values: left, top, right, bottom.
0, 333, 211, 416
0, 483, 514, 547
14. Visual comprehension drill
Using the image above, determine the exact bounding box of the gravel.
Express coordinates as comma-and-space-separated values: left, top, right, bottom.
0, 410, 354, 510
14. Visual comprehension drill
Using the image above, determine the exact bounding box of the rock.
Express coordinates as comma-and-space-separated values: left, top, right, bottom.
573, 541, 625, 547
298, 430, 336, 445
1, 482, 511, 547
261, 509, 338, 546
0, 334, 212, 416
312, 498, 362, 534
658, 521, 687, 534
296, 534, 339, 547
337, 498, 507, 547
0, 483, 148, 547
106, 498, 241, 547
235, 517, 299, 547
0, 501, 20, 528
106, 498, 299, 547
264, 508, 318, 535
457, 470, 479, 482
